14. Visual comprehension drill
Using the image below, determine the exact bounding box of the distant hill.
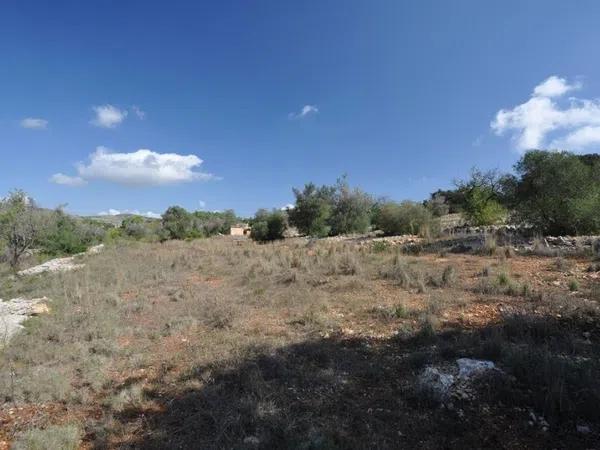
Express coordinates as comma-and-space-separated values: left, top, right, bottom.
84, 214, 160, 227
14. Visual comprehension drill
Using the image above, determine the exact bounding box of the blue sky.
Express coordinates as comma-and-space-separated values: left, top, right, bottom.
2, 1, 600, 218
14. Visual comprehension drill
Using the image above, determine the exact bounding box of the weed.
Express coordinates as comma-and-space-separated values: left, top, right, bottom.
371, 241, 389, 253
479, 234, 497, 256
12, 424, 81, 450
109, 383, 146, 412
568, 279, 579, 291
415, 314, 439, 342
555, 257, 574, 272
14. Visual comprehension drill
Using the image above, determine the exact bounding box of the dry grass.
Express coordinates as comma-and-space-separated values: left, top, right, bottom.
0, 237, 599, 448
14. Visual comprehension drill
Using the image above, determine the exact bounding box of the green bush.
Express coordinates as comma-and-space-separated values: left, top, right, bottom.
120, 215, 148, 239
191, 209, 238, 237
289, 177, 373, 237
161, 206, 192, 240
288, 183, 334, 237
508, 151, 600, 235
37, 211, 107, 256
328, 177, 373, 235
372, 201, 438, 237
424, 192, 450, 217
455, 169, 508, 226
250, 209, 287, 242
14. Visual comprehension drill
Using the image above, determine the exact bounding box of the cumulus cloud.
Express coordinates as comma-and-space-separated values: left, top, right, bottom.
98, 208, 161, 219
20, 118, 48, 129
288, 104, 319, 119
491, 75, 600, 152
50, 173, 87, 187
198, 200, 206, 209
551, 125, 600, 149
90, 105, 128, 128
51, 147, 218, 187
532, 75, 580, 98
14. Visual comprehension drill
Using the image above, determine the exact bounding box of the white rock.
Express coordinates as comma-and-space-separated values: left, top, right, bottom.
17, 244, 104, 277
0, 297, 49, 342
86, 244, 105, 254
418, 367, 455, 399
456, 358, 496, 379
17, 256, 84, 276
243, 436, 260, 446
577, 424, 591, 434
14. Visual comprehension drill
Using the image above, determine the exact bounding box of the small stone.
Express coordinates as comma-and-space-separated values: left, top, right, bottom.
576, 424, 591, 434
456, 358, 496, 379
417, 367, 455, 401
243, 436, 260, 446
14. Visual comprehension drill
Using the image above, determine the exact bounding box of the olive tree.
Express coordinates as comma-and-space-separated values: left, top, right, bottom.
161, 206, 192, 240
250, 209, 287, 242
0, 190, 45, 269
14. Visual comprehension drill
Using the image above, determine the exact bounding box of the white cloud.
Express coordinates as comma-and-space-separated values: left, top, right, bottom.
98, 208, 161, 219
53, 147, 218, 186
491, 75, 600, 152
288, 104, 319, 119
98, 208, 122, 216
50, 173, 87, 187
20, 118, 48, 129
281, 204, 295, 210
533, 75, 580, 98
90, 104, 128, 128
198, 200, 206, 209
131, 105, 146, 119
550, 125, 600, 149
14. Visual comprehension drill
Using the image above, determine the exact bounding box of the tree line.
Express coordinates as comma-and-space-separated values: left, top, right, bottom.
0, 194, 243, 269
2, 150, 599, 265
250, 150, 600, 241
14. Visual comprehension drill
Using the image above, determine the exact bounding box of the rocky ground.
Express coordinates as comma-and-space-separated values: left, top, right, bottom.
0, 298, 49, 343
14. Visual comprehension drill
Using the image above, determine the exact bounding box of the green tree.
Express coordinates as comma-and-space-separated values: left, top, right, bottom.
0, 190, 45, 269
424, 193, 450, 217
161, 206, 192, 240
426, 189, 465, 214
328, 176, 373, 235
250, 209, 287, 242
510, 150, 600, 235
120, 215, 148, 239
455, 169, 507, 226
38, 209, 90, 255
288, 183, 334, 237
191, 209, 238, 236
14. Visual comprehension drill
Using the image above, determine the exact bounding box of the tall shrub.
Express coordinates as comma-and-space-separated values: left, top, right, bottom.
162, 206, 192, 240
250, 209, 287, 242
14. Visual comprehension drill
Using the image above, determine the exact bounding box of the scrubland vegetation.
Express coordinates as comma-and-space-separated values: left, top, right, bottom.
1, 237, 599, 448
1, 149, 600, 449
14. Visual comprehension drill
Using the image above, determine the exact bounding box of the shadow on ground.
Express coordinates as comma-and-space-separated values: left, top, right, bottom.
103, 313, 600, 449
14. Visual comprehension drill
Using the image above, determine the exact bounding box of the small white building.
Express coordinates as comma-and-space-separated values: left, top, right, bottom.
230, 223, 251, 236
